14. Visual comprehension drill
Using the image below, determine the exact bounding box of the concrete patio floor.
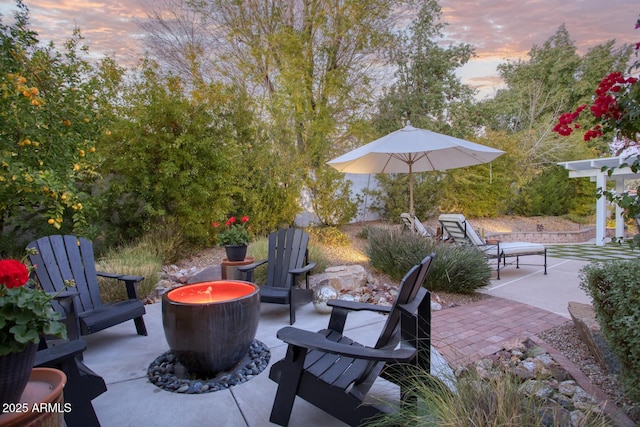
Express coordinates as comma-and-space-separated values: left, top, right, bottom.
82, 254, 596, 426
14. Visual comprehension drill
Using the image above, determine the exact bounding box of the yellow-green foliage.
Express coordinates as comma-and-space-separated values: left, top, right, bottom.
306, 226, 351, 247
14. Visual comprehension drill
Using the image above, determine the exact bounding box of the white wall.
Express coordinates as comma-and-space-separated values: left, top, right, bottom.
294, 173, 382, 226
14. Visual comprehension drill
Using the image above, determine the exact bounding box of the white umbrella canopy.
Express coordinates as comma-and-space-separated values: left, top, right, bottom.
327, 122, 505, 215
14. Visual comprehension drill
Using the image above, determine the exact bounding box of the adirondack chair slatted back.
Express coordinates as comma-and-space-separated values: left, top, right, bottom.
438, 214, 484, 246
349, 254, 433, 390
375, 254, 433, 350
28, 235, 103, 312
266, 229, 309, 290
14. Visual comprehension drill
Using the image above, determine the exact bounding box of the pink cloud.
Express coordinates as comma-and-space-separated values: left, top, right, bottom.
440, 0, 638, 61
3, 0, 637, 96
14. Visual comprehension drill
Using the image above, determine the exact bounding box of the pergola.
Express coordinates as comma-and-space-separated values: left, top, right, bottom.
558, 155, 640, 246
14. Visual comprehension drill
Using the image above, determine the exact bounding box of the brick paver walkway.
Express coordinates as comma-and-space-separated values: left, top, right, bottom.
432, 296, 569, 368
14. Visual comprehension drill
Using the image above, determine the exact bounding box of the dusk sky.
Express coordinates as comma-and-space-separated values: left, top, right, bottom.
0, 0, 638, 98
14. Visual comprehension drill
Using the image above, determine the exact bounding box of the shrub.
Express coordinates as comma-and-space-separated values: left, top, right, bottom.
366, 228, 491, 293
306, 226, 351, 247
579, 260, 640, 400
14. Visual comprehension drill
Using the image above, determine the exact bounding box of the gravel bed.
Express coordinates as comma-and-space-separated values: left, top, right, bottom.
148, 340, 270, 393
538, 323, 640, 423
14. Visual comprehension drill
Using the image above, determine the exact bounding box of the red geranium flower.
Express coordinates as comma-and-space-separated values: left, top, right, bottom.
0, 259, 30, 289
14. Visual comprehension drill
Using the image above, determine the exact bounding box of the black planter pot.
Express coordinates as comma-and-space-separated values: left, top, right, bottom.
0, 342, 37, 405
225, 244, 248, 262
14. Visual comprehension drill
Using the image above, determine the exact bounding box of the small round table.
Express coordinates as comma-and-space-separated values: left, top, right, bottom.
221, 257, 255, 280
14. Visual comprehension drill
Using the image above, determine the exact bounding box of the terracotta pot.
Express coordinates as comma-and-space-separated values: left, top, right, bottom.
0, 342, 37, 406
162, 281, 260, 374
0, 367, 67, 427
224, 245, 248, 262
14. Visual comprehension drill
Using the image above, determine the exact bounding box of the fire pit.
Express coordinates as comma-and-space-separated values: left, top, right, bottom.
162, 280, 260, 374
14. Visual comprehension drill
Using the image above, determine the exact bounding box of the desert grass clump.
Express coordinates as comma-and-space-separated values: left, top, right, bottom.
96, 242, 163, 303
366, 227, 491, 293
369, 368, 608, 427
137, 218, 188, 264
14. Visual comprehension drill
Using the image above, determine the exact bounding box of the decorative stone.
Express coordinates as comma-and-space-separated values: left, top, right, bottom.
309, 265, 367, 291
313, 286, 338, 313
147, 340, 270, 394
338, 293, 356, 302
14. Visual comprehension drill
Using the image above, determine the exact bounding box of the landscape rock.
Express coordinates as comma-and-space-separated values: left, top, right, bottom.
309, 264, 367, 291
468, 338, 604, 424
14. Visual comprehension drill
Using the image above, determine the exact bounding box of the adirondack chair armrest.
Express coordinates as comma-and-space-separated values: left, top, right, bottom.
276, 326, 416, 362
237, 259, 268, 272
96, 272, 144, 283
35, 339, 87, 366
96, 271, 120, 279
288, 261, 316, 276
96, 272, 144, 300
326, 300, 392, 333
327, 299, 392, 314
237, 259, 268, 282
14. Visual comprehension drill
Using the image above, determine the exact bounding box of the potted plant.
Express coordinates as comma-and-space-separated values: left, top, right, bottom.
214, 215, 251, 261
0, 250, 70, 405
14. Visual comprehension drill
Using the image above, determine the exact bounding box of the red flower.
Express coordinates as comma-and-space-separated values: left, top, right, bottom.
241, 216, 249, 223
0, 259, 30, 288
213, 222, 220, 228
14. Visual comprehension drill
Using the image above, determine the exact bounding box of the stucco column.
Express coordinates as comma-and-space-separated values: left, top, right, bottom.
615, 178, 625, 240
595, 171, 607, 246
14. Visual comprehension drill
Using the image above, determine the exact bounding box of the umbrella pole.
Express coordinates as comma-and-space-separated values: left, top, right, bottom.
409, 163, 414, 217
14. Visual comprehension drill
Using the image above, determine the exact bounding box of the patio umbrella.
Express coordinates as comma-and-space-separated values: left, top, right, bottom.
327, 122, 505, 215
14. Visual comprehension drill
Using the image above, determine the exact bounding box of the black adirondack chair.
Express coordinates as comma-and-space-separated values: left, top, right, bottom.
269, 254, 434, 426
26, 235, 147, 341
35, 339, 106, 427
238, 228, 316, 325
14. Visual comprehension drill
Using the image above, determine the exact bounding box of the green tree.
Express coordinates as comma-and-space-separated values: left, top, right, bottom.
0, 2, 107, 251
374, 0, 477, 136
97, 62, 251, 245
440, 131, 517, 217
369, 0, 479, 220
140, 0, 403, 226
474, 25, 632, 218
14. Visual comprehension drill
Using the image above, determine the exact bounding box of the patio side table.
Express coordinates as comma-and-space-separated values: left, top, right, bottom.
221, 257, 255, 281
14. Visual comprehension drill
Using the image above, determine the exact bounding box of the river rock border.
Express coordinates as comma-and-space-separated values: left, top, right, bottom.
147, 340, 270, 393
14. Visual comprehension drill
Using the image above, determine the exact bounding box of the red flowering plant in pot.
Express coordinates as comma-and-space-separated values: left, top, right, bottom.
0, 249, 71, 404
214, 216, 251, 261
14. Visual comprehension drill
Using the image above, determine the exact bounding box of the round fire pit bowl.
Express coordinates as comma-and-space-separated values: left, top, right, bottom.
162, 280, 260, 375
